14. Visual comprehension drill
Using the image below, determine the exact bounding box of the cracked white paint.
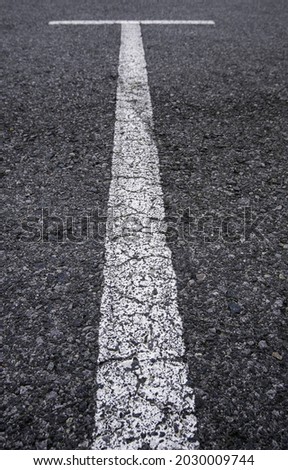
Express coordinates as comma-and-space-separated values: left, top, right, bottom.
92, 22, 198, 450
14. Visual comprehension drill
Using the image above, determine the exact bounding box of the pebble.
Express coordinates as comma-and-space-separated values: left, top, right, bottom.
228, 301, 242, 314
37, 440, 48, 450
208, 327, 217, 334
46, 391, 58, 400
274, 299, 284, 308
272, 352, 283, 361
258, 340, 268, 350
66, 417, 74, 426
36, 337, 44, 346
225, 289, 238, 299
196, 273, 206, 282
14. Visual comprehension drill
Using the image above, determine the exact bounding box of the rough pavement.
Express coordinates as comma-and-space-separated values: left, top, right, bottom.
3, 0, 288, 450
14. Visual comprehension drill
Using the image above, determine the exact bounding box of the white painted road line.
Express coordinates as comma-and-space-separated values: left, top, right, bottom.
49, 20, 215, 26
91, 22, 198, 450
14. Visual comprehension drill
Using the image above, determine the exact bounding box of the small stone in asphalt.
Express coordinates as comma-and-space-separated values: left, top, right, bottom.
258, 340, 268, 350
225, 289, 238, 300
272, 352, 283, 361
228, 301, 242, 314
196, 273, 206, 282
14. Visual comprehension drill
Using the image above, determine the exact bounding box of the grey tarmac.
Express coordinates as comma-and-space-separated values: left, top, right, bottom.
3, 0, 288, 450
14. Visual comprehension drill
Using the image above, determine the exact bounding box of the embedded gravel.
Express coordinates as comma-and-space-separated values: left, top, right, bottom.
144, 0, 288, 450
3, 4, 119, 450
3, 0, 288, 450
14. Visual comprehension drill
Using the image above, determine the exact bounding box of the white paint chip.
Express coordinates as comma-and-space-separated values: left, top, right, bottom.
92, 22, 198, 450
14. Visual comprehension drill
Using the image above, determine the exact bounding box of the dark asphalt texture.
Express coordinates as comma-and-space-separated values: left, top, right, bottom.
3, 0, 288, 450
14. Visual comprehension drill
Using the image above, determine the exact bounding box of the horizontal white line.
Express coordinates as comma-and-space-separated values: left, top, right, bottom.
49, 20, 215, 25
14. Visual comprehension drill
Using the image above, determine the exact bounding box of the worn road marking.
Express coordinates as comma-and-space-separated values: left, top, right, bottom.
91, 22, 198, 450
49, 20, 215, 25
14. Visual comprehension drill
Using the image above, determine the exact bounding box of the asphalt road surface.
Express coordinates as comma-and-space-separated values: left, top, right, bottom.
3, 0, 288, 450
